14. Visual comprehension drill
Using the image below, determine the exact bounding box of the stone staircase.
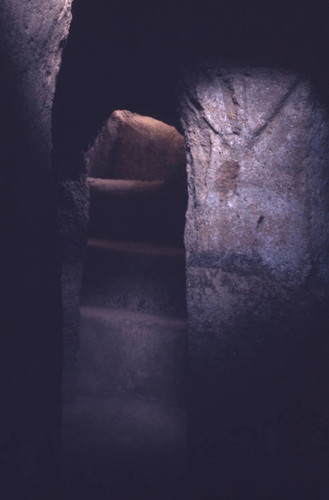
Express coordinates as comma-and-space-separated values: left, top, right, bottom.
61, 112, 188, 498
87, 177, 186, 246
77, 111, 188, 404
78, 175, 188, 405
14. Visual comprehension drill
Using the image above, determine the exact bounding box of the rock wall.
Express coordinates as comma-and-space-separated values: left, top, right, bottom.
179, 64, 329, 498
0, 1, 73, 498
55, 173, 89, 402
87, 110, 186, 181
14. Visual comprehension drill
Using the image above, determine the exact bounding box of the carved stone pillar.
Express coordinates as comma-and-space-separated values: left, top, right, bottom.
179, 65, 329, 498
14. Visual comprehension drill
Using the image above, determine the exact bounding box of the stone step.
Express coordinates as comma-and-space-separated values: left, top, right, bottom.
80, 238, 187, 319
61, 395, 187, 499
88, 177, 187, 246
78, 306, 188, 405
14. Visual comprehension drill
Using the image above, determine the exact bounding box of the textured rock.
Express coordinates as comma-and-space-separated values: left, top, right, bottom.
87, 109, 186, 181
81, 238, 186, 319
180, 67, 329, 283
179, 64, 329, 497
0, 1, 73, 498
87, 178, 186, 246
0, 0, 73, 162
79, 306, 187, 404
56, 174, 89, 400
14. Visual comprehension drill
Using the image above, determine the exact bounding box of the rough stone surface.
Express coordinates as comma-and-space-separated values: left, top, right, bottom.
179, 64, 329, 497
0, 1, 73, 498
79, 306, 187, 405
87, 177, 187, 246
56, 174, 89, 401
61, 397, 187, 500
180, 66, 329, 284
0, 0, 73, 164
81, 239, 187, 319
87, 109, 186, 181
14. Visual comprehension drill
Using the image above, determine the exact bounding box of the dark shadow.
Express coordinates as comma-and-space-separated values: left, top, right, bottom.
52, 2, 189, 498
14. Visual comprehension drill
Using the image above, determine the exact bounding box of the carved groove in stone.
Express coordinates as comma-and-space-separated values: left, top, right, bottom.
220, 75, 241, 132
201, 114, 234, 151
247, 77, 301, 149
198, 74, 301, 155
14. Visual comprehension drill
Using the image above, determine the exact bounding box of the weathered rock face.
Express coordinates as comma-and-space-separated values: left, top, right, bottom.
180, 67, 329, 281
179, 64, 329, 497
0, 1, 73, 498
56, 174, 89, 401
0, 0, 73, 163
87, 110, 186, 181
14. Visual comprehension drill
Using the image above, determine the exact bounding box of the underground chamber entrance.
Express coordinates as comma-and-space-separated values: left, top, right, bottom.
54, 51, 189, 499
52, 5, 190, 497
79, 108, 188, 403
62, 110, 189, 498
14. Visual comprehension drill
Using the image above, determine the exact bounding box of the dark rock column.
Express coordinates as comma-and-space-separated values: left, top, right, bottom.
179, 65, 329, 498
0, 1, 73, 498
